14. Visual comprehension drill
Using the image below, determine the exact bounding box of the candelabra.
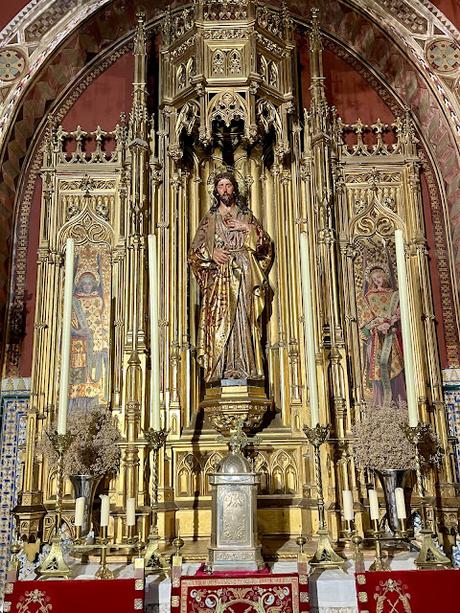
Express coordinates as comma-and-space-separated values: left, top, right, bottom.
296, 533, 307, 557
8, 540, 22, 577
396, 518, 409, 540
93, 526, 113, 579
144, 427, 168, 572
405, 423, 451, 569
303, 424, 345, 569
341, 518, 365, 573
369, 519, 390, 571
172, 534, 185, 558
351, 533, 365, 573
72, 523, 141, 575
125, 525, 137, 545
343, 519, 353, 539
37, 432, 74, 577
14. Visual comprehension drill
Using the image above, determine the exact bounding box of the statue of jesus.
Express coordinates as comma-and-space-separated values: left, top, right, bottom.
188, 172, 273, 384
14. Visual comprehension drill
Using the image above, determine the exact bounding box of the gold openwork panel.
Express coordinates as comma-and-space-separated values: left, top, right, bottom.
173, 444, 303, 499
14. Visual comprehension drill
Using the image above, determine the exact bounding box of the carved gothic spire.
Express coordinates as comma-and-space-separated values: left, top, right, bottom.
131, 10, 148, 141
308, 8, 328, 116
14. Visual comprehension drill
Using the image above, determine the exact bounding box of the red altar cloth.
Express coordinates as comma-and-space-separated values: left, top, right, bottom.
172, 568, 309, 612
3, 578, 143, 613
355, 569, 460, 613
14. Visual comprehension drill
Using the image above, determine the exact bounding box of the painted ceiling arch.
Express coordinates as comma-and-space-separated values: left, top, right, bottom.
1, 0, 460, 353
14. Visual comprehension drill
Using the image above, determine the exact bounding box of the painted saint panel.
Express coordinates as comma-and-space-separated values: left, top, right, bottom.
356, 239, 406, 406
69, 243, 111, 409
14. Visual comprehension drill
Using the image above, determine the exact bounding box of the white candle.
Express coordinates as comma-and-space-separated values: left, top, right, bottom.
100, 494, 110, 527
74, 496, 85, 527
368, 489, 379, 521
57, 237, 74, 435
299, 232, 319, 426
394, 229, 418, 427
126, 497, 136, 527
148, 234, 161, 431
395, 487, 407, 519
342, 489, 354, 521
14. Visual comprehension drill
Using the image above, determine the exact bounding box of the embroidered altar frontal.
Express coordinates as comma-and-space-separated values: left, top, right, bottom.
3, 578, 144, 613
172, 572, 309, 612
355, 569, 460, 613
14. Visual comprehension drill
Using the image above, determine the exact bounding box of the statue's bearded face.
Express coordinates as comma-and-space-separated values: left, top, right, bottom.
216, 177, 235, 207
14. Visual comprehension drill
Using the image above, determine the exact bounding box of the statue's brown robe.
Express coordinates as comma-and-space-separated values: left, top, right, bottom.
189, 208, 273, 383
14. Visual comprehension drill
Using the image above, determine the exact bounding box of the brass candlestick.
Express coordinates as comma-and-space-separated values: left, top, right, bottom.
172, 534, 185, 571
144, 427, 168, 572
173, 534, 185, 558
351, 533, 365, 573
74, 525, 82, 543
344, 519, 354, 539
342, 518, 364, 571
405, 423, 451, 569
296, 533, 307, 555
369, 519, 390, 571
8, 540, 22, 577
397, 518, 408, 540
126, 524, 136, 544
296, 533, 308, 564
37, 432, 74, 578
95, 525, 114, 579
303, 424, 345, 569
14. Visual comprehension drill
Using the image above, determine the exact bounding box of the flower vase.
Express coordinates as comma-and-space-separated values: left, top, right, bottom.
375, 468, 414, 534
70, 474, 102, 537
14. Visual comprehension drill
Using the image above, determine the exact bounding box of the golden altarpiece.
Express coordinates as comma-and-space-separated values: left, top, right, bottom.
15, 2, 456, 561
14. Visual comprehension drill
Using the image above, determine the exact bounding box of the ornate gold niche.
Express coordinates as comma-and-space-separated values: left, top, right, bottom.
16, 2, 455, 559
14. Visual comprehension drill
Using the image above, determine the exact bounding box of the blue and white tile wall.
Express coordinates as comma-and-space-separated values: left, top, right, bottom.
443, 369, 460, 483
0, 378, 29, 603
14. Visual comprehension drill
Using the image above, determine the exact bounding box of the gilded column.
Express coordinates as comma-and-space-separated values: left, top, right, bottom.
123, 11, 149, 507
308, 15, 347, 423
400, 118, 454, 484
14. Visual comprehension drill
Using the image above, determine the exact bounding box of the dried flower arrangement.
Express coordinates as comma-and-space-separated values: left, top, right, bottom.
352, 403, 415, 471
352, 402, 443, 471
40, 406, 121, 477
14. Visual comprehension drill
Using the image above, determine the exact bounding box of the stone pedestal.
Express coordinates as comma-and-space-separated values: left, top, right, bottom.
208, 448, 264, 571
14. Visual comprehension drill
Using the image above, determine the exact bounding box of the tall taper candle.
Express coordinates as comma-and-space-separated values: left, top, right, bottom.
74, 496, 85, 527
342, 489, 354, 521
368, 489, 380, 521
395, 487, 407, 520
299, 232, 319, 426
126, 497, 136, 527
57, 237, 74, 435
394, 229, 418, 427
100, 494, 110, 527
148, 234, 161, 431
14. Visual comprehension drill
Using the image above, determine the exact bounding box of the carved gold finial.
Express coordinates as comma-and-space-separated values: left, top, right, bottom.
308, 7, 327, 113
134, 10, 146, 56
310, 7, 321, 47
309, 9, 321, 51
